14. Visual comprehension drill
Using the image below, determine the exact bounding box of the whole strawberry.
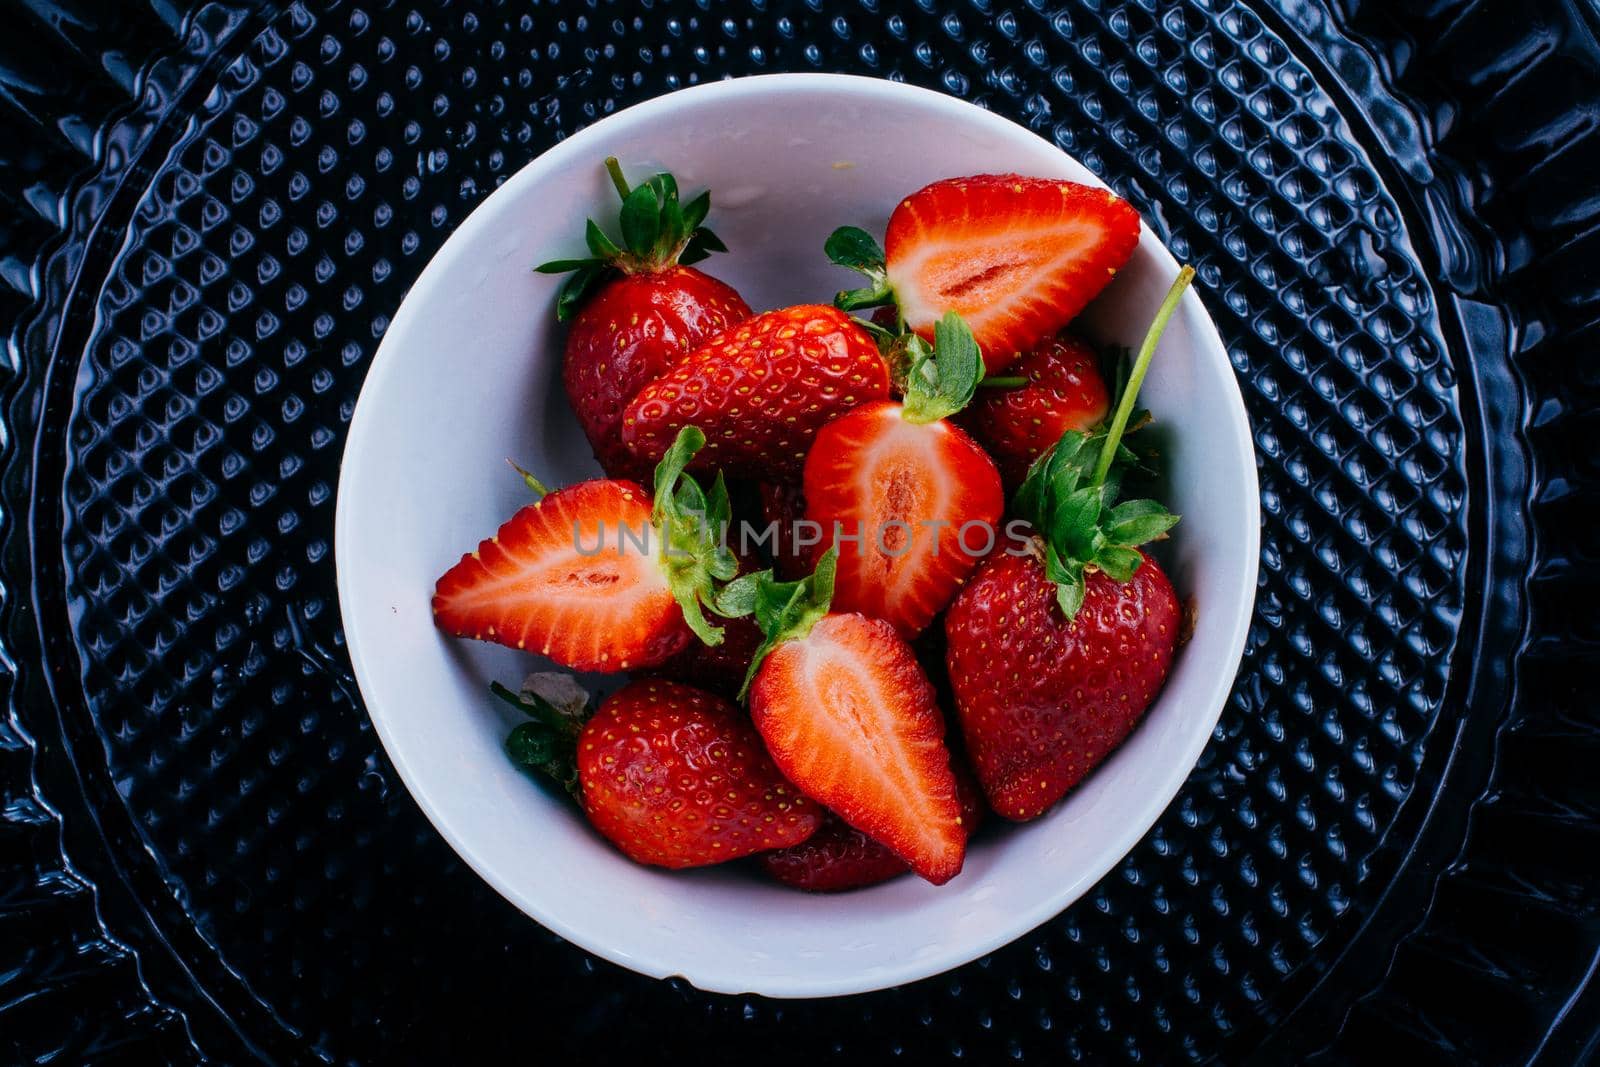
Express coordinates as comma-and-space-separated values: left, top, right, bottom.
432, 428, 740, 672
756, 479, 814, 580
539, 159, 751, 481
622, 304, 890, 479
579, 680, 820, 867
944, 267, 1194, 820
498, 677, 820, 868
965, 332, 1111, 488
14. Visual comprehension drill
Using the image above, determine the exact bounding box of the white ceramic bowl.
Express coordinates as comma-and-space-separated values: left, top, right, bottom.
335, 73, 1259, 997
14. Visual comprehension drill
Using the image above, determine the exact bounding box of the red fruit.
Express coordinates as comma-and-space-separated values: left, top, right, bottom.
760, 756, 986, 892
803, 400, 1004, 637
577, 680, 820, 868
563, 267, 750, 480
966, 332, 1111, 487
885, 175, 1140, 372
756, 479, 815, 580
622, 304, 890, 479
944, 545, 1179, 820
433, 480, 693, 672
749, 612, 966, 884
541, 160, 752, 480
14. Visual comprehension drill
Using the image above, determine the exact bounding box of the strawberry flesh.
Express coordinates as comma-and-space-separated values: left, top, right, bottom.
432, 480, 692, 672
760, 755, 986, 892
563, 267, 750, 481
885, 175, 1140, 373
578, 680, 820, 868
749, 612, 966, 884
803, 401, 1004, 637
944, 546, 1179, 820
622, 304, 890, 479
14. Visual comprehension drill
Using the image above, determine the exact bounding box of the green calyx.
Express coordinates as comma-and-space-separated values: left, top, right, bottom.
825, 226, 897, 313
823, 227, 992, 423
492, 678, 591, 799
714, 547, 839, 700
900, 311, 985, 424
651, 427, 741, 648
535, 157, 728, 321
1013, 265, 1195, 621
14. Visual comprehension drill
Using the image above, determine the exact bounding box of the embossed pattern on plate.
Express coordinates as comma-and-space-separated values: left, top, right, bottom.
1, 1, 1595, 1064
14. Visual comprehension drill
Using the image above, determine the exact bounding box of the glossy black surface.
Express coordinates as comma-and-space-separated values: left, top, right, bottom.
0, 1, 1594, 1063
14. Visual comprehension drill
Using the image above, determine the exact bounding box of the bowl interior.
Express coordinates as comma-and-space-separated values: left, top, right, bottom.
335, 74, 1258, 997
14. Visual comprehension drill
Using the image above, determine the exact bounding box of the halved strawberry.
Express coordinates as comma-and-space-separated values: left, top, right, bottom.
803, 315, 1003, 637
720, 550, 966, 884
805, 402, 1002, 636
759, 752, 985, 892
827, 176, 1140, 373
432, 429, 740, 673
621, 304, 890, 479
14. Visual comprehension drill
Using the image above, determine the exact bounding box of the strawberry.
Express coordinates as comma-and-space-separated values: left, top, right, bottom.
578, 680, 820, 867
943, 268, 1194, 820
719, 550, 967, 884
946, 547, 1178, 819
621, 304, 891, 479
538, 159, 751, 480
965, 332, 1111, 488
824, 175, 1140, 372
497, 677, 819, 868
432, 428, 742, 672
756, 479, 815, 580
759, 754, 985, 892
803, 314, 1003, 637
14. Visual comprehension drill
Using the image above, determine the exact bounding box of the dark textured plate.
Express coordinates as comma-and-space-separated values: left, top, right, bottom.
1, 1, 1595, 1063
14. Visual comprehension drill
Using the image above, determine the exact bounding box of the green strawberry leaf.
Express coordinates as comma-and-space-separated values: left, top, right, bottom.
535, 257, 599, 274
901, 311, 985, 424
825, 225, 896, 312
1013, 266, 1195, 621
584, 219, 621, 259
537, 159, 730, 317
553, 263, 610, 322
506, 458, 549, 498
681, 190, 711, 233
717, 547, 839, 700
679, 227, 727, 266
619, 183, 661, 257
1105, 498, 1180, 545
492, 678, 590, 799
1094, 545, 1144, 583
825, 226, 886, 273
650, 426, 744, 647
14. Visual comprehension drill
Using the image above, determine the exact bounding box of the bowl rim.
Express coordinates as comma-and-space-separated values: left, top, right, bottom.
335, 71, 1261, 997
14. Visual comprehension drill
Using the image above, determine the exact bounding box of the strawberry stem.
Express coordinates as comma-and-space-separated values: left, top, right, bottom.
1091, 265, 1196, 488
604, 156, 631, 200
507, 458, 548, 499
977, 376, 1027, 388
